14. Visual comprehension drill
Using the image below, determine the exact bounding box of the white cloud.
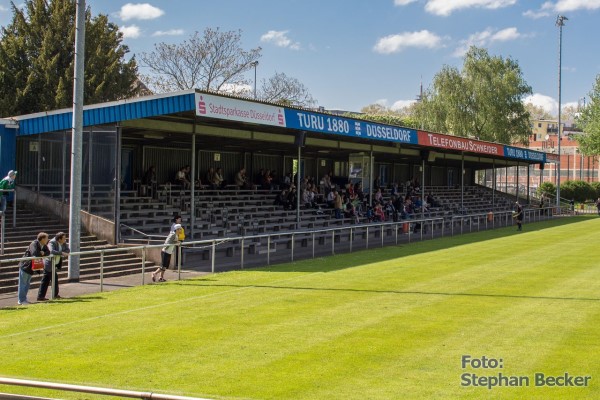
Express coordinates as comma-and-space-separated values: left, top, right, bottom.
0, 5, 7, 12
554, 0, 600, 12
260, 30, 301, 50
453, 27, 523, 57
524, 0, 600, 19
391, 99, 417, 110
522, 9, 551, 18
118, 3, 164, 21
425, 0, 516, 16
374, 30, 444, 54
394, 0, 418, 5
524, 93, 558, 115
119, 25, 142, 39
152, 29, 184, 37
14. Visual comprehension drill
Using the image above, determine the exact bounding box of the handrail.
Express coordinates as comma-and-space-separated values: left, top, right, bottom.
1, 188, 17, 255
120, 223, 166, 242
0, 377, 212, 400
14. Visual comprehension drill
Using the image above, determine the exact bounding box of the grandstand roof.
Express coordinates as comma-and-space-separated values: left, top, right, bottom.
11, 89, 549, 167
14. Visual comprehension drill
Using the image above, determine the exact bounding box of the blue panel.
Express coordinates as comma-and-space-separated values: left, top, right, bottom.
0, 125, 16, 174
284, 108, 418, 145
503, 145, 546, 162
17, 92, 196, 136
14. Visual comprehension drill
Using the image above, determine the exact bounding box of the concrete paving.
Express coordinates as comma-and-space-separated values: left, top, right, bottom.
0, 268, 209, 309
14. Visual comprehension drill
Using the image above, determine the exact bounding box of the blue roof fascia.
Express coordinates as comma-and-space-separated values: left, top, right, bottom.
16, 91, 196, 136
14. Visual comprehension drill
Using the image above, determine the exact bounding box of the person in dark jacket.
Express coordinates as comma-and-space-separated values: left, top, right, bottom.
37, 232, 70, 301
17, 232, 49, 305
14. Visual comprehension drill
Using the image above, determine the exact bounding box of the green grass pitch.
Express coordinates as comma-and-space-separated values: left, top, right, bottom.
1, 216, 599, 399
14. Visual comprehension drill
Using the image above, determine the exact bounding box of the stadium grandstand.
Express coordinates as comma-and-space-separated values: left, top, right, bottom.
0, 90, 555, 293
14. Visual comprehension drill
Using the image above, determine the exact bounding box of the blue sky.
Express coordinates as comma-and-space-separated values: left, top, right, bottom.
1, 0, 599, 115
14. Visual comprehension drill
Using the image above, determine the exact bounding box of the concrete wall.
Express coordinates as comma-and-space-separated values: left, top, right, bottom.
16, 186, 116, 244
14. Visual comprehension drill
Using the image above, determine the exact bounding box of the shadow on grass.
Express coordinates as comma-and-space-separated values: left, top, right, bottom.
194, 217, 593, 275
174, 283, 600, 303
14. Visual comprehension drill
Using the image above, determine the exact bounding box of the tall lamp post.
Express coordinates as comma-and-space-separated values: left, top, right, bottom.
250, 61, 259, 99
556, 15, 567, 209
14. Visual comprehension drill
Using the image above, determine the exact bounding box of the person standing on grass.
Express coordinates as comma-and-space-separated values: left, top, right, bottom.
17, 232, 49, 305
514, 201, 524, 231
151, 224, 183, 282
37, 232, 70, 301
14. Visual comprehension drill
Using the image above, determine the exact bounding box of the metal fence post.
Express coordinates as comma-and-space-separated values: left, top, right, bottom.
349, 227, 353, 253
177, 245, 182, 281
291, 233, 294, 262
141, 247, 145, 285
240, 238, 245, 269
331, 230, 335, 255
267, 235, 271, 265
366, 226, 369, 249
211, 240, 216, 273
100, 250, 105, 292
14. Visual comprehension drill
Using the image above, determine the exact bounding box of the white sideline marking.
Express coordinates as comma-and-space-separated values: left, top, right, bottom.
1, 272, 322, 339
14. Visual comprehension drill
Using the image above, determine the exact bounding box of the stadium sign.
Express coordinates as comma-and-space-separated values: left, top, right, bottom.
417, 131, 503, 156
195, 93, 286, 127
284, 109, 418, 144
503, 146, 546, 162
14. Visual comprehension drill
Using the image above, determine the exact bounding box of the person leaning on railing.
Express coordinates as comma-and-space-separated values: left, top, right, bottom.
0, 170, 16, 215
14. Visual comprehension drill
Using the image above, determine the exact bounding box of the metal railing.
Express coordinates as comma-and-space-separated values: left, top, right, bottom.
449, 207, 556, 235
1, 188, 17, 255
0, 377, 212, 400
1, 210, 558, 297
120, 223, 166, 244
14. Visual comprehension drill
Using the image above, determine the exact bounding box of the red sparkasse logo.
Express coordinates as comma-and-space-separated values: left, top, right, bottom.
278, 110, 284, 125
198, 96, 206, 114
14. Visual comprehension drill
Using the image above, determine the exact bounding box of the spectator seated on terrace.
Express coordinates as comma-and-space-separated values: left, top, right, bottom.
174, 165, 191, 190
374, 188, 384, 205
426, 193, 440, 208
261, 170, 273, 191
354, 182, 365, 201
142, 165, 157, 197
401, 197, 414, 219
274, 188, 291, 210
384, 198, 397, 221
372, 203, 385, 222
302, 184, 319, 209
205, 167, 216, 189
344, 196, 359, 223
235, 167, 252, 190
212, 167, 227, 189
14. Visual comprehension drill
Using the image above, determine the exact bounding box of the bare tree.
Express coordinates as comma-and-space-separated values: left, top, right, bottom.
259, 72, 316, 107
140, 28, 261, 94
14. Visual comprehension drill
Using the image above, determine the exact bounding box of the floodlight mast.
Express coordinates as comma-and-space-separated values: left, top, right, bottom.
555, 15, 567, 210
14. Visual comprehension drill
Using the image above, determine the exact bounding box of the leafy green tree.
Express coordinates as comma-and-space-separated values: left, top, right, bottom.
414, 46, 532, 144
0, 0, 139, 116
537, 182, 556, 198
560, 180, 596, 202
577, 74, 600, 155
590, 181, 600, 198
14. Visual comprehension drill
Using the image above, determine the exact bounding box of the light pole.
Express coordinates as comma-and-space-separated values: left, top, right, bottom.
250, 61, 258, 99
556, 15, 567, 209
